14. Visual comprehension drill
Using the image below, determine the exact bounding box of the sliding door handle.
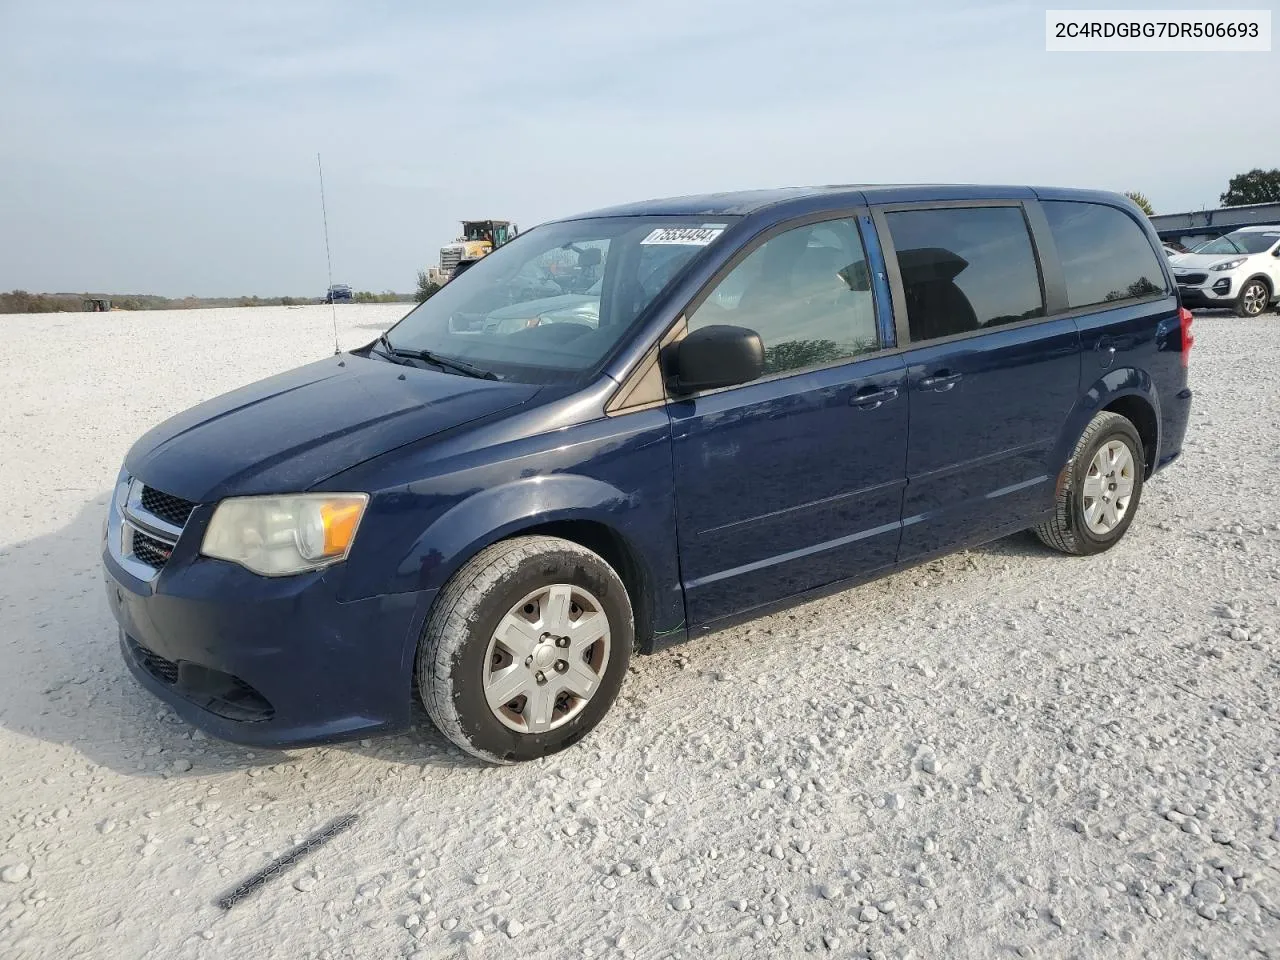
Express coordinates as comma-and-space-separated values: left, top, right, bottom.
919, 371, 962, 391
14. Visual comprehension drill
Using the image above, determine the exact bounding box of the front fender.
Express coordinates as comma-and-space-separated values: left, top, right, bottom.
388, 474, 671, 669
328, 405, 684, 667
1050, 366, 1162, 477
399, 474, 639, 591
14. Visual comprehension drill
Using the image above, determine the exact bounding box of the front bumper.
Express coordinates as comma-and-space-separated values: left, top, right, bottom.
103, 526, 430, 748
1176, 277, 1234, 308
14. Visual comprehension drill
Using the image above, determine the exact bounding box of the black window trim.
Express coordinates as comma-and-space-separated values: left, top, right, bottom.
873, 198, 1175, 352
659, 204, 897, 401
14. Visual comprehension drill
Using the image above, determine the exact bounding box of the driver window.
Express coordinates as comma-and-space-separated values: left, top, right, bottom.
687, 218, 880, 376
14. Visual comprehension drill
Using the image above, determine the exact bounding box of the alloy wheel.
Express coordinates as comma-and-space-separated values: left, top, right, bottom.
1242, 282, 1268, 316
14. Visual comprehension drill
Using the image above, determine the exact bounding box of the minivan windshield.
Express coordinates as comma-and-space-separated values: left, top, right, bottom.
383, 216, 736, 383
1191, 230, 1280, 256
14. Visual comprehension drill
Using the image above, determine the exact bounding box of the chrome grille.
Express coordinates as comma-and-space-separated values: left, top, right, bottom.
113, 478, 195, 578
131, 529, 174, 567
139, 486, 196, 528
440, 248, 462, 274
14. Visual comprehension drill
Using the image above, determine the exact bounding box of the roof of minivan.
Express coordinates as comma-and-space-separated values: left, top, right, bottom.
567, 184, 1130, 220
1231, 224, 1280, 232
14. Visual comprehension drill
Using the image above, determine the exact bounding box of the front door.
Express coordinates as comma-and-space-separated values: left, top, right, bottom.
666, 215, 908, 627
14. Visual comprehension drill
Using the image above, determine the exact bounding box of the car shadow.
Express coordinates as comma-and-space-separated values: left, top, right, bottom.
2, 494, 1055, 780
972, 529, 1055, 559
0, 494, 482, 780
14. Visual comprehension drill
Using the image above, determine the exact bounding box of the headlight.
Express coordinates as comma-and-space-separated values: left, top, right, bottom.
1211, 258, 1246, 272
201, 493, 368, 577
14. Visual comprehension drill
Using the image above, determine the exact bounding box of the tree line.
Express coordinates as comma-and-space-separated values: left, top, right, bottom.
0, 290, 413, 314
1126, 167, 1280, 217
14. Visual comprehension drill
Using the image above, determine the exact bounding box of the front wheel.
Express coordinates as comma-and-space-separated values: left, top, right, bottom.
1035, 412, 1145, 556
418, 536, 633, 763
1235, 278, 1270, 318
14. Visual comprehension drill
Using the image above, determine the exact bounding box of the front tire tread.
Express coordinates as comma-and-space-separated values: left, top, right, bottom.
418, 535, 631, 764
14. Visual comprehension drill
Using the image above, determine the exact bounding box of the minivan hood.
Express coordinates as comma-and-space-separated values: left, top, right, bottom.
125, 354, 540, 502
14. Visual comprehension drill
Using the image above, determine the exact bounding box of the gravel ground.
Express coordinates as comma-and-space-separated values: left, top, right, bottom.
0, 304, 1277, 960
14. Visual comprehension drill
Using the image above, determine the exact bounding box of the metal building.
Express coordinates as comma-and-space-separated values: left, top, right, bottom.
1151, 201, 1280, 249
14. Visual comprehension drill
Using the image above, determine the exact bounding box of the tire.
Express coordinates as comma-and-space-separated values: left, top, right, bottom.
418, 536, 633, 763
1234, 277, 1271, 318
1034, 412, 1146, 556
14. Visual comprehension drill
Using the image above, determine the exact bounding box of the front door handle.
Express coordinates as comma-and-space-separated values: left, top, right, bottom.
919, 370, 962, 391
850, 385, 900, 409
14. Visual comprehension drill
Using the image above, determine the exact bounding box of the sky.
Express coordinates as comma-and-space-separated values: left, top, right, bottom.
0, 0, 1276, 297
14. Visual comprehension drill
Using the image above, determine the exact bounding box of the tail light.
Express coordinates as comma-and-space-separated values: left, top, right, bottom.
1178, 306, 1194, 367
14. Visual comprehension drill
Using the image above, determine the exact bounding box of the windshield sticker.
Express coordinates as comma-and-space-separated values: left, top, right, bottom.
641, 226, 724, 246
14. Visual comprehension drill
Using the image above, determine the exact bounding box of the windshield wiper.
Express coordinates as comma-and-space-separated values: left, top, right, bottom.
389, 344, 502, 380
369, 334, 497, 379
368, 332, 413, 361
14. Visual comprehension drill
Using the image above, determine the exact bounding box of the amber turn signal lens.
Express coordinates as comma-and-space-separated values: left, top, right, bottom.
321, 501, 364, 555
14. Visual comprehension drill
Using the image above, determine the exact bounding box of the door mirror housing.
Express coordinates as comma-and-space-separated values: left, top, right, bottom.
666, 324, 765, 394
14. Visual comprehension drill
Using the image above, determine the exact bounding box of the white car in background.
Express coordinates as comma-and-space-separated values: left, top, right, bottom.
1169, 225, 1280, 317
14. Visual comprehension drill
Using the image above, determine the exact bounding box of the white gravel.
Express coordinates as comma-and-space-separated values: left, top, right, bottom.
0, 304, 1277, 959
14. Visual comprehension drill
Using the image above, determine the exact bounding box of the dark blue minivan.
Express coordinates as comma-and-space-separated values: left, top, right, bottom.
104, 185, 1193, 762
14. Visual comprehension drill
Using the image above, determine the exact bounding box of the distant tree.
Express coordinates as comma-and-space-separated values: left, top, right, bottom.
280, 296, 296, 306
1103, 277, 1163, 302
416, 270, 442, 303
1124, 191, 1154, 216
1220, 168, 1280, 206
763, 339, 846, 374
0, 290, 73, 313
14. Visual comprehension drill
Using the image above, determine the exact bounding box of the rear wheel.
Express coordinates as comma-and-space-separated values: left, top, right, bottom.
1035, 412, 1145, 556
418, 536, 633, 763
1235, 278, 1270, 317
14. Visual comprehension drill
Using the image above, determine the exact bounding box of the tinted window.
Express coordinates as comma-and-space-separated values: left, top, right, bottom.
688, 218, 880, 377
885, 206, 1045, 342
1043, 201, 1168, 307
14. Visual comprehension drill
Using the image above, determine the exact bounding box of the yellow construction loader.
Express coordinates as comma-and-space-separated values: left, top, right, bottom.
438, 220, 518, 280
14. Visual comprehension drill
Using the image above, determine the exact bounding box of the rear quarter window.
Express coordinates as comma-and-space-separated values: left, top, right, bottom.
1043, 201, 1168, 309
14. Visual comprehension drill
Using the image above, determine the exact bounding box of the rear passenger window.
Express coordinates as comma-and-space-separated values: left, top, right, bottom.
1043, 201, 1168, 308
885, 207, 1045, 343
688, 218, 880, 376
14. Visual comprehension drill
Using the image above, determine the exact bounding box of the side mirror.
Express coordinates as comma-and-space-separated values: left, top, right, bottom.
665, 324, 765, 394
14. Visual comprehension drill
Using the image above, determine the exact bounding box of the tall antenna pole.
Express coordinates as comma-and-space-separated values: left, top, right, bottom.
317, 153, 340, 356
